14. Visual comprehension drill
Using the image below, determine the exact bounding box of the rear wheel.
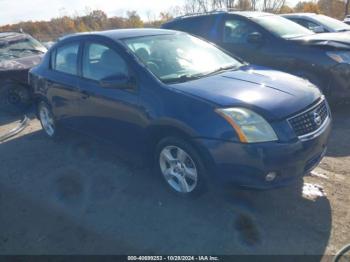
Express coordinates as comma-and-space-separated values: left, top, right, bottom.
38, 101, 59, 138
156, 137, 207, 196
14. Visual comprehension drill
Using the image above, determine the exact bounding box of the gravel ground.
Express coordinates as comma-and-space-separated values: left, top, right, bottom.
0, 105, 349, 258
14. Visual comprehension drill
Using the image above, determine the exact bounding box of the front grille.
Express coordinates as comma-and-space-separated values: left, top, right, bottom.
288, 99, 329, 137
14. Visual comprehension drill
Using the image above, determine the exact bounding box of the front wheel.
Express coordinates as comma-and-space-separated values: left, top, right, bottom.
38, 101, 59, 138
156, 137, 207, 196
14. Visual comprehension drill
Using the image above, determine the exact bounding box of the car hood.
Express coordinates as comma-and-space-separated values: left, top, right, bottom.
290, 32, 350, 49
170, 65, 321, 120
0, 54, 43, 71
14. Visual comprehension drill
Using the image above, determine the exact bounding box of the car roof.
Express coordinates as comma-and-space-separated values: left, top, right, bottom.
230, 11, 273, 18
59, 28, 178, 42
164, 10, 274, 24
282, 13, 318, 18
0, 32, 27, 41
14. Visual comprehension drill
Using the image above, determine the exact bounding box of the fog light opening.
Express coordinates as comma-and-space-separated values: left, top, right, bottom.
265, 172, 277, 182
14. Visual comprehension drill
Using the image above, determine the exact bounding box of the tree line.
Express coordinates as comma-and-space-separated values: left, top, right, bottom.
0, 0, 349, 41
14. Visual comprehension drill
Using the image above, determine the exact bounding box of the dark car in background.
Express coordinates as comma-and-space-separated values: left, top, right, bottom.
0, 32, 47, 111
29, 29, 331, 195
282, 13, 350, 33
162, 11, 350, 102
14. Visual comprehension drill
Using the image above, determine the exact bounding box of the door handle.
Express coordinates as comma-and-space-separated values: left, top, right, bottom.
81, 90, 90, 99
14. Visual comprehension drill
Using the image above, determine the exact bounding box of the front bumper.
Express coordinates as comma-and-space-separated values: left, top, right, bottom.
194, 117, 332, 189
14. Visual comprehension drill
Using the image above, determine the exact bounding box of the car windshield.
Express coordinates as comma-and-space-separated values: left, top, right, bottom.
0, 36, 47, 62
253, 15, 314, 39
123, 33, 242, 83
314, 14, 350, 31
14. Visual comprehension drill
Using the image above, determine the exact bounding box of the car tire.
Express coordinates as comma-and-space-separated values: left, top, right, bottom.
37, 101, 60, 139
0, 84, 31, 114
7, 85, 32, 110
155, 136, 207, 197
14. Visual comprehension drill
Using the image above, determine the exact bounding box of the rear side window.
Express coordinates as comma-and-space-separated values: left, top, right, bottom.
52, 42, 79, 75
167, 16, 215, 37
82, 43, 128, 81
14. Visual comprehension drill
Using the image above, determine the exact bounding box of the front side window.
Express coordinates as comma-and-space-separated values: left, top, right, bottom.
123, 33, 241, 83
53, 42, 79, 75
224, 19, 259, 44
82, 43, 128, 81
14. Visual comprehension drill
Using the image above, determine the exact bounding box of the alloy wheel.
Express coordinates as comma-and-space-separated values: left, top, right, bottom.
39, 104, 55, 137
159, 145, 198, 193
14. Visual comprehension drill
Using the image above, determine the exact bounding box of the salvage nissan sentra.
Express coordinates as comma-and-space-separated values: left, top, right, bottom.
29, 29, 331, 195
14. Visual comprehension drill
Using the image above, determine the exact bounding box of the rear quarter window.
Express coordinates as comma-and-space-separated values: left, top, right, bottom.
166, 16, 216, 38
51, 42, 79, 75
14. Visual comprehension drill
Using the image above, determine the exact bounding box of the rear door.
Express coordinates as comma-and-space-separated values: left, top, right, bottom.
45, 41, 82, 128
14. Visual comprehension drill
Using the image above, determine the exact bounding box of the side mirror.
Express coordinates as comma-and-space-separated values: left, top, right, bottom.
100, 74, 135, 90
312, 26, 325, 33
247, 32, 264, 46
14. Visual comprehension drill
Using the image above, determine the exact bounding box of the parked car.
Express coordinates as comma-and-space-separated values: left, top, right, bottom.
29, 29, 331, 195
0, 32, 47, 110
162, 11, 350, 102
43, 41, 55, 49
282, 13, 350, 33
344, 15, 350, 25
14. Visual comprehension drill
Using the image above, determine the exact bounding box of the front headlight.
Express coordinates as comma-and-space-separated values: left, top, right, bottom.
215, 108, 278, 143
327, 51, 350, 64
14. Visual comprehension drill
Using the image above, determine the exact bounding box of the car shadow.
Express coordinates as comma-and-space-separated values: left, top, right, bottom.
0, 110, 25, 127
325, 104, 350, 157
0, 125, 332, 255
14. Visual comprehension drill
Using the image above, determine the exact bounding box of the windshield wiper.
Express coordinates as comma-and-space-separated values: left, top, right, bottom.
203, 64, 240, 77
162, 73, 204, 84
9, 48, 45, 53
162, 65, 241, 84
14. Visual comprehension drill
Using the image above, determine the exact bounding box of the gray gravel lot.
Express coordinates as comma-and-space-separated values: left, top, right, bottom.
0, 106, 349, 257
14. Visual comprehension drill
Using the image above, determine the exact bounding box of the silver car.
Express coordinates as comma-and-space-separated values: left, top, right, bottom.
282, 13, 350, 33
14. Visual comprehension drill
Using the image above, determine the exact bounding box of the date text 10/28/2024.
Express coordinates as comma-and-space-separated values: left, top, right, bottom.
127, 256, 219, 261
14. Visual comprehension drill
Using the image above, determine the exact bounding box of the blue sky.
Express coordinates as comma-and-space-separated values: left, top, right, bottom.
0, 0, 299, 26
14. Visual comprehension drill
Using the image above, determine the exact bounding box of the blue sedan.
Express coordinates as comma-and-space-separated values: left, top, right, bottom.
29, 29, 331, 195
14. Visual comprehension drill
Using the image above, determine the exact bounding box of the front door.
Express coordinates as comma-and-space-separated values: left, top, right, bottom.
219, 17, 297, 74
76, 41, 143, 149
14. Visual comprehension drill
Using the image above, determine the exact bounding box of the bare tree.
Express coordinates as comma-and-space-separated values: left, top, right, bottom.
251, 0, 259, 10
345, 0, 350, 16
182, 0, 287, 14
262, 0, 286, 12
